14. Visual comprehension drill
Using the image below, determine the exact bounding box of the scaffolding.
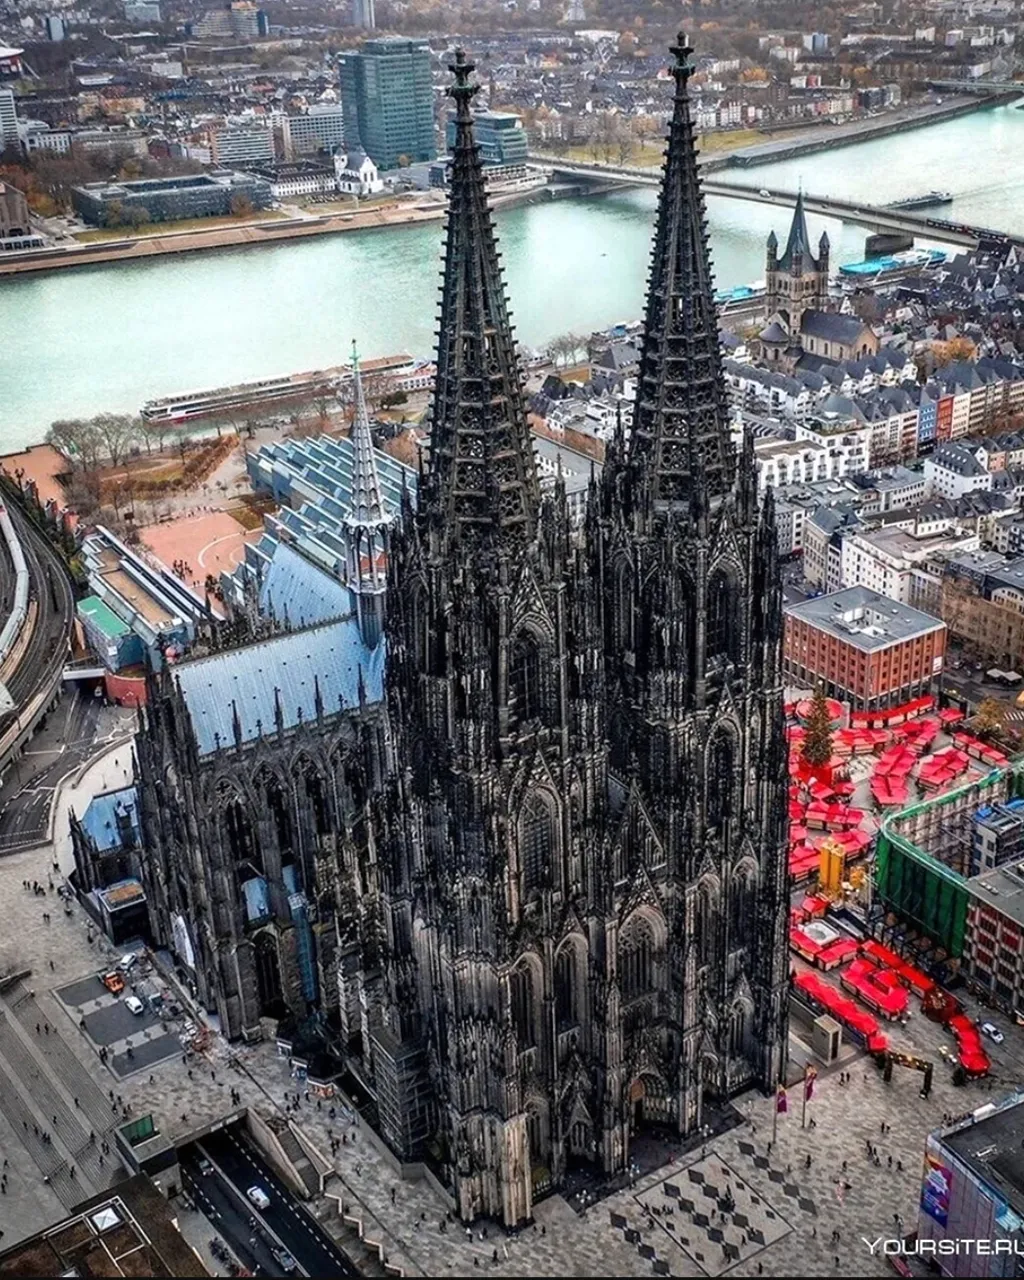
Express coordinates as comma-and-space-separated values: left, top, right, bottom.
874, 763, 1024, 963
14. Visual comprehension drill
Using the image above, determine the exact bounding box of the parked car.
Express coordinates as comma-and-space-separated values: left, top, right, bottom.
246, 1186, 270, 1210
124, 995, 145, 1015
981, 1021, 1004, 1044
101, 971, 125, 994
272, 1247, 297, 1273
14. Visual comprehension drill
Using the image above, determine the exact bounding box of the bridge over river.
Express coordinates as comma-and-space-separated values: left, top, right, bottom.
538, 159, 1020, 250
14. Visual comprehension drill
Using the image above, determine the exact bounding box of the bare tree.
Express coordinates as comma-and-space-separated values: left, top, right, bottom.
141, 419, 171, 455
92, 413, 138, 469
47, 418, 102, 471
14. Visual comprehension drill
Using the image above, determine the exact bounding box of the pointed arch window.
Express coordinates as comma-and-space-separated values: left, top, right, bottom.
696, 885, 716, 966
707, 568, 740, 666
555, 944, 580, 1030
520, 791, 555, 895
509, 632, 542, 725
510, 966, 536, 1050
620, 916, 655, 1003
707, 734, 736, 834
730, 865, 757, 948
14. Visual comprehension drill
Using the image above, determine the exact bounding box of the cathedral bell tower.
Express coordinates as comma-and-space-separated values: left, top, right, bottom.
373, 47, 604, 1226
599, 32, 790, 1117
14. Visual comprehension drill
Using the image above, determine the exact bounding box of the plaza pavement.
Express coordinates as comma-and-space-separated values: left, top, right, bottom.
0, 743, 1014, 1275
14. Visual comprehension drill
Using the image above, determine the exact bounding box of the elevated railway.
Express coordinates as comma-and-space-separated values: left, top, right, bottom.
0, 501, 75, 787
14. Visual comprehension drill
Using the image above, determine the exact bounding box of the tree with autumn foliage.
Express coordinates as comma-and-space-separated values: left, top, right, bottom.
802, 685, 834, 769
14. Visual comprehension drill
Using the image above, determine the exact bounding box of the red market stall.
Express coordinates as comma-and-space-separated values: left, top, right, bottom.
793, 970, 888, 1052
840, 958, 909, 1019
948, 1014, 991, 1078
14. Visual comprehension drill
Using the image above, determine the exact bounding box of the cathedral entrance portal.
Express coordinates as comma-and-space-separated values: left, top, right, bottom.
628, 1072, 670, 1132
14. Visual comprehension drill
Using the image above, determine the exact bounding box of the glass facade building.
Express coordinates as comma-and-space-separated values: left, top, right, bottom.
444, 110, 528, 166
339, 38, 436, 172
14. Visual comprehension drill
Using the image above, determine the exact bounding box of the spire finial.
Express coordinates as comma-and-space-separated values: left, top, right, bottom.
449, 47, 479, 118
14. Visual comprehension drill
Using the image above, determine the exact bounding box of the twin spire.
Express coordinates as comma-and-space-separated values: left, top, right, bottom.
627, 35, 735, 509
423, 35, 738, 542
423, 47, 540, 551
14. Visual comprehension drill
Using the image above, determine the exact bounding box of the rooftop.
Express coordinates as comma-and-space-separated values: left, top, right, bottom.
942, 1094, 1024, 1222
78, 595, 131, 641
785, 585, 946, 651
0, 1174, 208, 1278
173, 615, 383, 756
81, 786, 140, 853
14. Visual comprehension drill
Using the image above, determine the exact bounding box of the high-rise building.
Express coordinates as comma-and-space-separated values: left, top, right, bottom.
351, 0, 375, 28
0, 89, 18, 152
124, 0, 162, 23
135, 38, 788, 1228
281, 103, 345, 158
209, 123, 274, 167
191, 2, 266, 39
339, 38, 436, 171
445, 109, 528, 165
44, 15, 66, 40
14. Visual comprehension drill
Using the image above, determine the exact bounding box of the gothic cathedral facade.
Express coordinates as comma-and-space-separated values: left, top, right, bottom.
135, 37, 790, 1228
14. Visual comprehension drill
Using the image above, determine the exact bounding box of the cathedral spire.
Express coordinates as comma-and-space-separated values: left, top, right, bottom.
424, 47, 539, 551
628, 33, 735, 511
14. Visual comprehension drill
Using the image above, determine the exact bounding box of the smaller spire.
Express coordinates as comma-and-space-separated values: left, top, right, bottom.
345, 339, 389, 531
778, 189, 815, 273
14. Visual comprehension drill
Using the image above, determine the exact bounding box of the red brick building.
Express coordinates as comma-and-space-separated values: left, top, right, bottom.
784, 585, 946, 709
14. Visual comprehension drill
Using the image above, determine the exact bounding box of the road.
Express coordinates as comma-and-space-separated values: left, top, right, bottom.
187, 1126, 357, 1278
181, 1143, 282, 1277
0, 687, 133, 852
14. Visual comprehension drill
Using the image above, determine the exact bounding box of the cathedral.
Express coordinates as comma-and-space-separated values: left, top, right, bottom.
135, 37, 790, 1226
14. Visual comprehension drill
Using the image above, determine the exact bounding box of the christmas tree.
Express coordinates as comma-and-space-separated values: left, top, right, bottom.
802, 685, 834, 769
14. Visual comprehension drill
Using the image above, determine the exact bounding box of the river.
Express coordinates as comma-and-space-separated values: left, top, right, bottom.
1, 99, 1023, 447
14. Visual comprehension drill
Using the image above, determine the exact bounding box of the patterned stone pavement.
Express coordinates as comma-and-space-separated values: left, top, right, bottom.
0, 781, 1014, 1276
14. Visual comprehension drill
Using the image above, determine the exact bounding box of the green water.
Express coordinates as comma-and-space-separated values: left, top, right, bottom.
1, 101, 1022, 445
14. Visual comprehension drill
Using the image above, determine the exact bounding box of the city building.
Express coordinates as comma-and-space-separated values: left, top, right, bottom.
339, 38, 436, 171
0, 1176, 208, 1277
0, 180, 30, 238
0, 46, 24, 78
245, 159, 336, 198
971, 798, 1024, 877
134, 43, 789, 1227
351, 0, 375, 27
44, 14, 66, 40
917, 1094, 1024, 1276
281, 103, 345, 158
840, 521, 980, 603
753, 436, 855, 493
784, 585, 946, 708
72, 171, 271, 226
191, 1, 268, 39
210, 123, 274, 167
69, 786, 149, 944
925, 441, 994, 500
0, 88, 19, 151
124, 0, 162, 21
445, 109, 528, 165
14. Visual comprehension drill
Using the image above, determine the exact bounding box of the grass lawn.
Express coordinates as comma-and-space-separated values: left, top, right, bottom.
73, 209, 287, 242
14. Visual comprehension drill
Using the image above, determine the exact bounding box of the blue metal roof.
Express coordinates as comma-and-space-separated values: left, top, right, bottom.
173, 616, 383, 756
260, 541, 353, 628
81, 786, 140, 852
